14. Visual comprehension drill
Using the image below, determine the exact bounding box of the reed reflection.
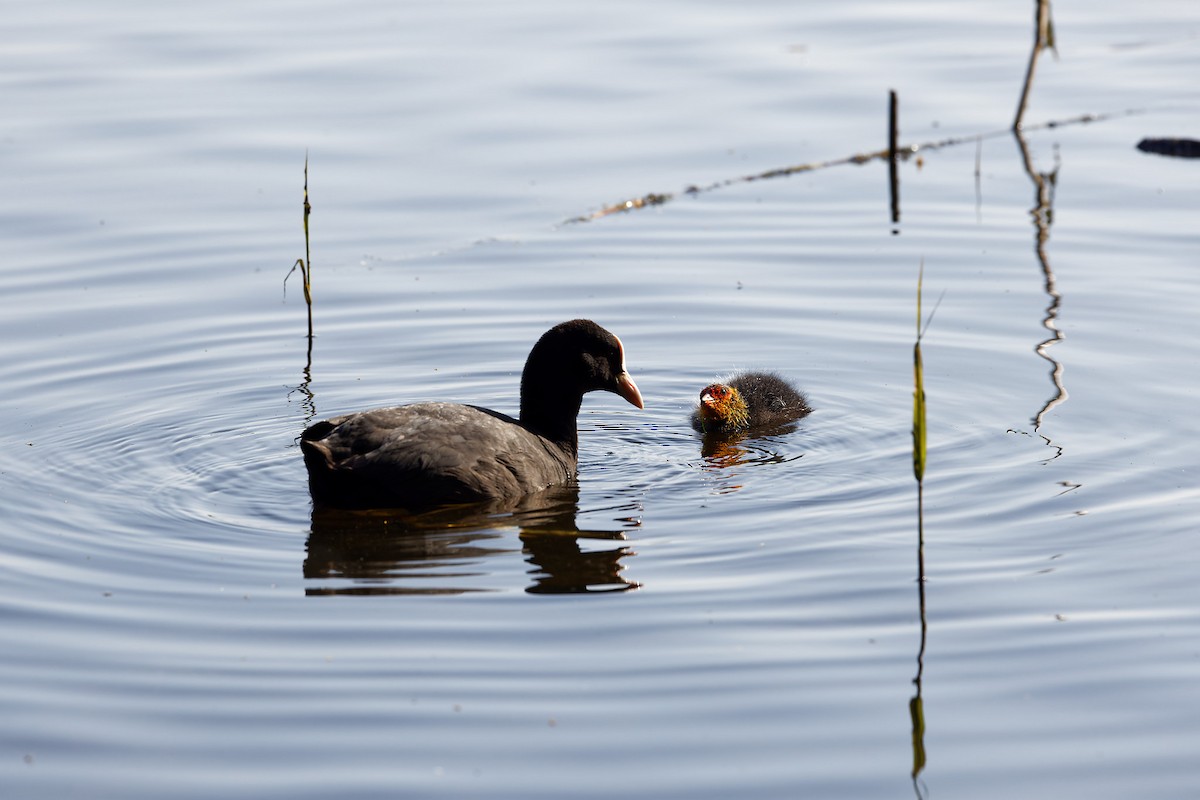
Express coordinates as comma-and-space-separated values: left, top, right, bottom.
909, 464, 929, 800
304, 485, 638, 595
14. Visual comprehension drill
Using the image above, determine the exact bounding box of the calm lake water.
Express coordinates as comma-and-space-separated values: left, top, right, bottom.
2, 1, 1199, 797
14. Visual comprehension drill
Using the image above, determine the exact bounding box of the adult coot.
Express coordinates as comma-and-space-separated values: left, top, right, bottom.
691, 371, 810, 434
301, 319, 643, 509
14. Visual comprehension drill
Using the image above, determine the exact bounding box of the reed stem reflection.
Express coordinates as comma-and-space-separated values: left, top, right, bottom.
911, 486, 928, 800
1014, 130, 1067, 440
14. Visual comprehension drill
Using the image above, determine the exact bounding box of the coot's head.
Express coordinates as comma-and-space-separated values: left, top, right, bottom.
695, 382, 750, 432
520, 320, 643, 438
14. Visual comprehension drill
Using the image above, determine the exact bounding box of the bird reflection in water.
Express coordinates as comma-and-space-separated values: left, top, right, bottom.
696, 423, 805, 493
304, 485, 639, 596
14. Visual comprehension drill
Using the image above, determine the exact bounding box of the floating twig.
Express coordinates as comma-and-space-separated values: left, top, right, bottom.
563, 108, 1137, 225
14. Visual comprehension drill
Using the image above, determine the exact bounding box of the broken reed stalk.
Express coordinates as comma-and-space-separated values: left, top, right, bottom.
1013, 0, 1054, 131
889, 89, 900, 225
290, 154, 314, 341
912, 266, 928, 484
283, 154, 317, 422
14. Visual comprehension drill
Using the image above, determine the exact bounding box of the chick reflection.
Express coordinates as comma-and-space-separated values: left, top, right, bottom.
304, 485, 638, 595
696, 423, 804, 494
699, 422, 800, 460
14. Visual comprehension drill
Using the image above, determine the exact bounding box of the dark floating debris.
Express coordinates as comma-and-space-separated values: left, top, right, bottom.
1136, 137, 1200, 159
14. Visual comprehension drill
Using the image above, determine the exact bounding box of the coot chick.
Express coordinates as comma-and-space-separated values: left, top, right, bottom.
301, 319, 643, 509
691, 371, 811, 434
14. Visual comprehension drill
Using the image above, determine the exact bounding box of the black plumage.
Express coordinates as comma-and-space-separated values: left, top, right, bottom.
301, 320, 643, 509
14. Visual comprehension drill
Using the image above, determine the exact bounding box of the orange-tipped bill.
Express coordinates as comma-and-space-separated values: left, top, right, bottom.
612, 334, 644, 409
616, 371, 644, 409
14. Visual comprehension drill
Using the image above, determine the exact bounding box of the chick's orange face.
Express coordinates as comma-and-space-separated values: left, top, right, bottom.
698, 383, 735, 419
696, 382, 751, 432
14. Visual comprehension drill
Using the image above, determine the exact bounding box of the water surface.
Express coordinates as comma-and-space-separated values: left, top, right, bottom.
2, 1, 1199, 798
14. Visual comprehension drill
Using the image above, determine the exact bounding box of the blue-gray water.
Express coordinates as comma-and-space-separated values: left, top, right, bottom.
2, 1, 1199, 797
